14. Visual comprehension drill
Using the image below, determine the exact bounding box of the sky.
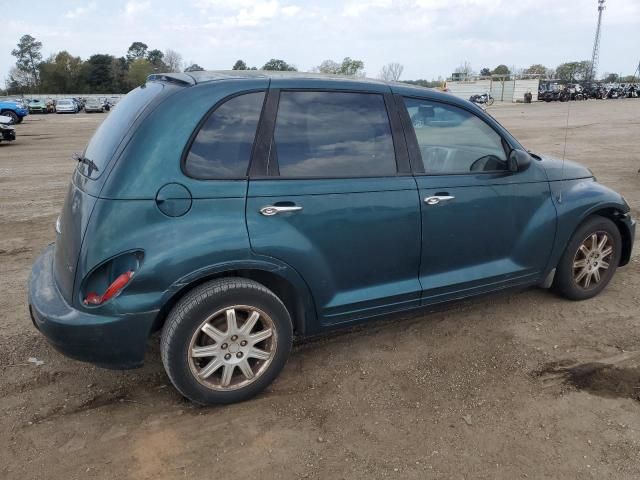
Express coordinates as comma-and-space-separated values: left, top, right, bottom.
3, 0, 640, 83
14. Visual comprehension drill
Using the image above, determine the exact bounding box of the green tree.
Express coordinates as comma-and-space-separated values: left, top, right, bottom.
556, 61, 592, 82
128, 59, 154, 86
523, 64, 547, 75
11, 34, 43, 88
111, 57, 129, 92
126, 42, 148, 63
84, 54, 116, 92
232, 59, 248, 70
146, 49, 166, 71
492, 64, 510, 76
338, 57, 364, 76
184, 63, 204, 72
479, 67, 491, 76
39, 51, 84, 93
262, 59, 297, 71
603, 73, 619, 83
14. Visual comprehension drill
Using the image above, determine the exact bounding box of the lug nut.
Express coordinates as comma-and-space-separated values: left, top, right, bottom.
231, 335, 238, 341
236, 352, 243, 358
224, 353, 231, 360
221, 343, 228, 350
240, 340, 247, 346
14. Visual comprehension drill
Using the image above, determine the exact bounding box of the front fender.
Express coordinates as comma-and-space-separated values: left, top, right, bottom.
546, 178, 631, 272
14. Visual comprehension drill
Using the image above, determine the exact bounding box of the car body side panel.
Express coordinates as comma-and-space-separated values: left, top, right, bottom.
545, 178, 632, 273
247, 177, 422, 327
75, 190, 250, 315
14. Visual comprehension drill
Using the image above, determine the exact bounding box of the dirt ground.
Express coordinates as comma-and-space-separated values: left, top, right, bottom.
1, 100, 639, 480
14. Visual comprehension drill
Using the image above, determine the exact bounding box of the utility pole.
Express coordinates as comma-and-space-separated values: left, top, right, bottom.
587, 0, 606, 84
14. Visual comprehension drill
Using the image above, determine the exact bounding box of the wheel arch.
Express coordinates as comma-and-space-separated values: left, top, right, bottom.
151, 261, 317, 337
586, 207, 634, 266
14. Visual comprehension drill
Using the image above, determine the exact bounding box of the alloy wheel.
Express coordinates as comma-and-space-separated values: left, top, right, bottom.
188, 306, 277, 391
572, 231, 614, 289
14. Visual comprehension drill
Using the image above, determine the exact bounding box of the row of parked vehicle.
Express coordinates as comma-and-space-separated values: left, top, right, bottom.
0, 96, 119, 125
539, 83, 639, 102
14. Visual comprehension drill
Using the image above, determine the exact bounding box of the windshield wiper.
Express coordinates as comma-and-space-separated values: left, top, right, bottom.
72, 153, 99, 174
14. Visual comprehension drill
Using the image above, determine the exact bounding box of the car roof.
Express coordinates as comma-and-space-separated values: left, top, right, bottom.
147, 70, 457, 103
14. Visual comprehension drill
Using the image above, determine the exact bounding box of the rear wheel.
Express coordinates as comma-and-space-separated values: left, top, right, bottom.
553, 216, 622, 300
161, 278, 293, 405
486, 96, 495, 106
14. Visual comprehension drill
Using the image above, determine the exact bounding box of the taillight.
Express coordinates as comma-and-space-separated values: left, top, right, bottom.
84, 270, 134, 305
81, 250, 143, 307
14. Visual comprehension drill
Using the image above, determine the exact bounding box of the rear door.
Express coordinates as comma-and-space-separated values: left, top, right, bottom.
246, 86, 421, 328
397, 95, 556, 304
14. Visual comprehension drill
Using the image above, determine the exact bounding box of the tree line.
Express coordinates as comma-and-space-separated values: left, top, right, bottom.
4, 34, 420, 96
459, 61, 634, 83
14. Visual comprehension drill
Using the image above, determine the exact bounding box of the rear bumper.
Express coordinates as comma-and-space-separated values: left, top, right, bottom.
28, 244, 158, 369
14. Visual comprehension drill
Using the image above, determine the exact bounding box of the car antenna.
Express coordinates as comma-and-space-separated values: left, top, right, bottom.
559, 96, 571, 203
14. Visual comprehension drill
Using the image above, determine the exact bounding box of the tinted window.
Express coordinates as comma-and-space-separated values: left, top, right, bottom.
81, 82, 164, 178
404, 97, 507, 174
185, 91, 265, 178
272, 91, 396, 177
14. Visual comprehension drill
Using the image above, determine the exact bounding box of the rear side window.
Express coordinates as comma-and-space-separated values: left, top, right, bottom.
184, 91, 265, 179
271, 91, 396, 177
81, 82, 164, 178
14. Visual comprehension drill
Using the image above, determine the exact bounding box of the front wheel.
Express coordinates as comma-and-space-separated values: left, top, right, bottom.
553, 216, 622, 300
161, 278, 293, 405
486, 96, 495, 106
1, 110, 19, 124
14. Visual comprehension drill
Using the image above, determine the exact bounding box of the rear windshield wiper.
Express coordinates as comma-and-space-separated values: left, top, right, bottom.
72, 153, 99, 174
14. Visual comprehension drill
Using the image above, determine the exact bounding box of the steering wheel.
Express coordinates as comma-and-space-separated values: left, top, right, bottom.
469, 155, 505, 172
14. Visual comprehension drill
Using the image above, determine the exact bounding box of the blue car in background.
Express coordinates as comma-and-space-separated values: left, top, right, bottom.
28, 71, 635, 405
0, 99, 28, 124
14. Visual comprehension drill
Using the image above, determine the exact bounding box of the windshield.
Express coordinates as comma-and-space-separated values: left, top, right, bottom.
58, 100, 72, 105
79, 82, 164, 178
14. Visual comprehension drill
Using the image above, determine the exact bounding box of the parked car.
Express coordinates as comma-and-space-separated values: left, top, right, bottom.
0, 115, 16, 142
55, 99, 78, 113
0, 99, 29, 124
28, 99, 48, 114
29, 71, 636, 405
84, 98, 105, 113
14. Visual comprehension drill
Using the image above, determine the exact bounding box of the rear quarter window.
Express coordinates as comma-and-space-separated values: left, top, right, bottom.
184, 91, 266, 179
79, 82, 164, 178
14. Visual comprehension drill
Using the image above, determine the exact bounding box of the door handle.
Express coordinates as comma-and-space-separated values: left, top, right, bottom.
260, 205, 303, 216
424, 195, 455, 205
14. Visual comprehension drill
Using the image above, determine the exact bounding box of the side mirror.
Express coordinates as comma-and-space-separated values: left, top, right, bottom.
508, 149, 532, 172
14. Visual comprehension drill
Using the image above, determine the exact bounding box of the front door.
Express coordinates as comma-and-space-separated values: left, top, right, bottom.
398, 95, 556, 304
246, 88, 422, 328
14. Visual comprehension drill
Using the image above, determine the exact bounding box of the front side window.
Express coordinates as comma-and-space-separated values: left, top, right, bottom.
404, 97, 508, 174
185, 91, 265, 179
271, 91, 397, 177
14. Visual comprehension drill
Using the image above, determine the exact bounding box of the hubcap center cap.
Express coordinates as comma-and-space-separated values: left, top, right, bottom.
228, 343, 240, 354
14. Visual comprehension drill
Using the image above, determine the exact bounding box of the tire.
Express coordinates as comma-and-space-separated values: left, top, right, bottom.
553, 216, 622, 301
161, 277, 293, 405
486, 97, 495, 106
1, 110, 19, 124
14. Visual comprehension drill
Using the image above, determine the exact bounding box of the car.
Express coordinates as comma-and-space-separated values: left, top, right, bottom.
55, 98, 78, 113
0, 99, 29, 124
84, 98, 105, 113
0, 115, 16, 142
29, 71, 636, 406
28, 99, 48, 114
